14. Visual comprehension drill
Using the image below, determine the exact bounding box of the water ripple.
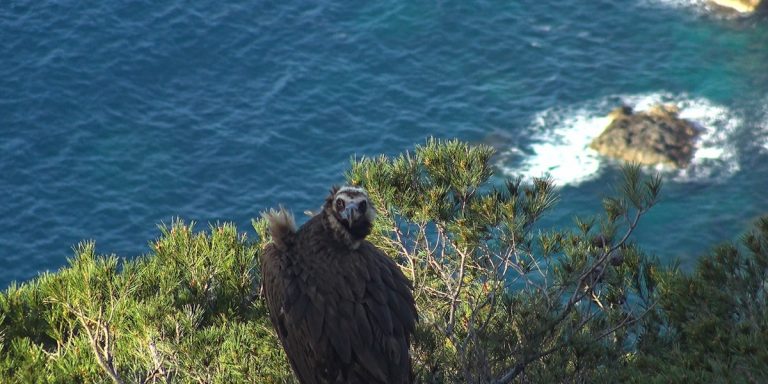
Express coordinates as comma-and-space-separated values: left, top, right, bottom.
1, 0, 767, 285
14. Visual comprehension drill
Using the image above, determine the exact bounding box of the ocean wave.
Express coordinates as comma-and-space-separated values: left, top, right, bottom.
760, 100, 768, 152
638, 0, 754, 17
640, 0, 709, 11
497, 93, 742, 186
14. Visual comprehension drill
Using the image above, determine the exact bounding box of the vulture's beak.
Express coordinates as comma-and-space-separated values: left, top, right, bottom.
340, 202, 361, 224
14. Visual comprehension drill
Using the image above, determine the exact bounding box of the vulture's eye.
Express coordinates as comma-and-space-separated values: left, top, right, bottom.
335, 198, 345, 211
358, 200, 367, 213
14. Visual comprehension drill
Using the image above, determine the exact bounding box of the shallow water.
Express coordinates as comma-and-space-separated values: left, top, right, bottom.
2, 1, 767, 286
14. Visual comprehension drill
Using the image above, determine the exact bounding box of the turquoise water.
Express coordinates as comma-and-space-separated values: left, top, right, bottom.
2, 1, 767, 287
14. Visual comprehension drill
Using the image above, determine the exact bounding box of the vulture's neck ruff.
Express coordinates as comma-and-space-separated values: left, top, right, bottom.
323, 186, 376, 249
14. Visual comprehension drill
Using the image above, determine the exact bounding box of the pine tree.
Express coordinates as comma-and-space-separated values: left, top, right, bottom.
1, 139, 763, 383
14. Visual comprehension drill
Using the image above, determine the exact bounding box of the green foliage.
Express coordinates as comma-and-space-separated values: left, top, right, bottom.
0, 221, 294, 383
347, 138, 663, 383
628, 217, 768, 383
0, 139, 764, 383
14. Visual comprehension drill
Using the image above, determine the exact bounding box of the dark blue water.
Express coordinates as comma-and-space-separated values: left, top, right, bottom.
2, 1, 768, 287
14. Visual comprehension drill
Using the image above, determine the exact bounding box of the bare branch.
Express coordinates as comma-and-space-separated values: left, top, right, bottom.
446, 246, 468, 338
142, 340, 168, 384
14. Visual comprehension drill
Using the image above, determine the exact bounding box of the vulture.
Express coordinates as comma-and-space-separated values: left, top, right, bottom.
260, 186, 418, 384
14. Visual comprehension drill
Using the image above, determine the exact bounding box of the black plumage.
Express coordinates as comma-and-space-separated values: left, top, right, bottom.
261, 186, 418, 384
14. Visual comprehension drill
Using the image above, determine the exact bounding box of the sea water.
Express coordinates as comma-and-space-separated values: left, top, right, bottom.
2, 0, 768, 286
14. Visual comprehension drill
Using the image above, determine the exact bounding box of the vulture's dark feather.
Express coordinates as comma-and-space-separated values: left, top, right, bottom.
261, 188, 417, 384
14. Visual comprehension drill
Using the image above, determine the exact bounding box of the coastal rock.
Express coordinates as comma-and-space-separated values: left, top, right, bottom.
709, 0, 762, 13
589, 104, 700, 168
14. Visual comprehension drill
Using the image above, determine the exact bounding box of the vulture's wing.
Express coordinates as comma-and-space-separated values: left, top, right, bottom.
347, 241, 418, 383
261, 209, 322, 383
286, 239, 417, 383
262, 241, 322, 384
262, 212, 417, 384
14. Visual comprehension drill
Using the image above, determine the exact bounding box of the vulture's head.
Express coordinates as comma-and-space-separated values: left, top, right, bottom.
324, 186, 377, 241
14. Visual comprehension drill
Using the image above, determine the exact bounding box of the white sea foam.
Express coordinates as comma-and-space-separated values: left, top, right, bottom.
497, 93, 741, 186
639, 0, 749, 17
760, 101, 768, 151
640, 0, 708, 10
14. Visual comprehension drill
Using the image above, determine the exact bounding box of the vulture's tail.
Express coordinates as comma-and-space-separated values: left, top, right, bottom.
261, 207, 297, 250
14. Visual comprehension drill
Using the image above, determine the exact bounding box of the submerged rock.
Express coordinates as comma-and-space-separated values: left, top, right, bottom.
589, 104, 700, 168
709, 0, 762, 13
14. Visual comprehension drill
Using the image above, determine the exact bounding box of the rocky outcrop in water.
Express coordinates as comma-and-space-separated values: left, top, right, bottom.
589, 104, 700, 168
710, 0, 762, 13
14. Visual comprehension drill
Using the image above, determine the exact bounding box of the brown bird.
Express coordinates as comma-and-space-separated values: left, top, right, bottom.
261, 186, 418, 384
